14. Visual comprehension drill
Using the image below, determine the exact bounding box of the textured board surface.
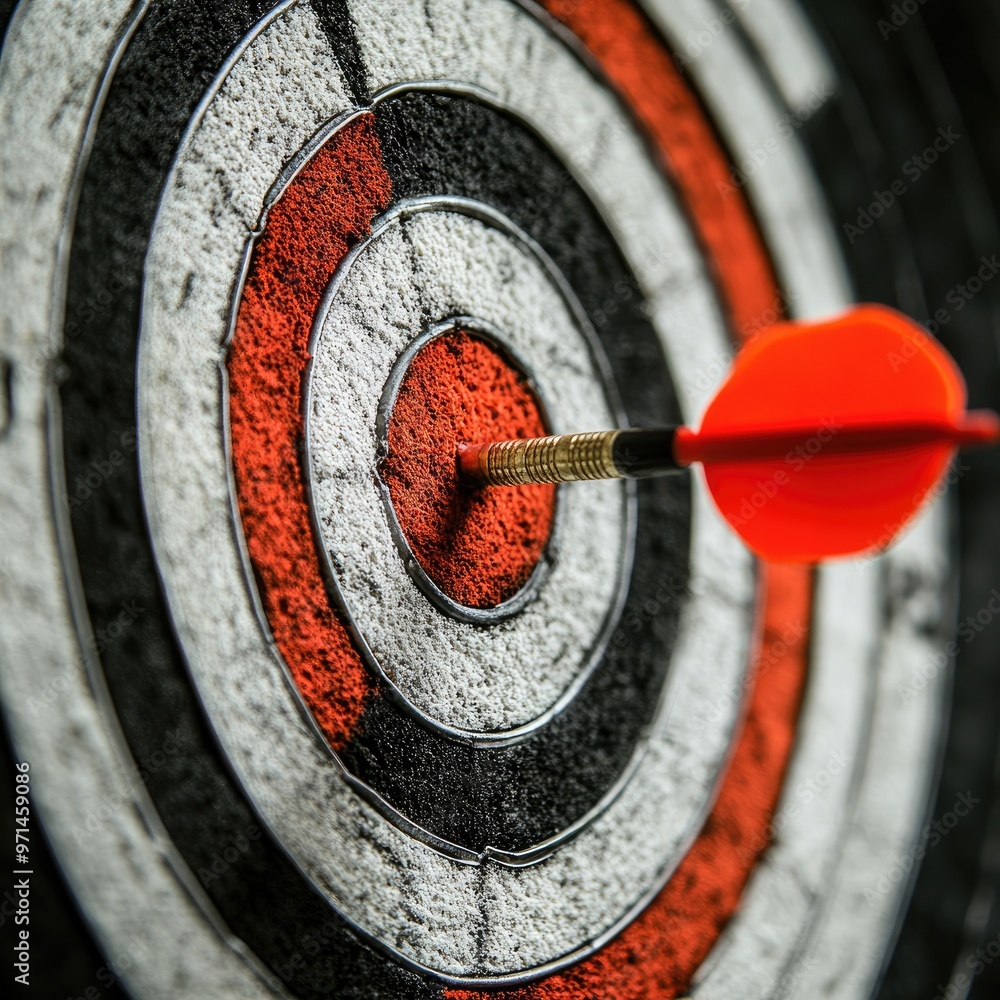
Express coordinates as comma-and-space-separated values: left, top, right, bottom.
3, 1, 991, 998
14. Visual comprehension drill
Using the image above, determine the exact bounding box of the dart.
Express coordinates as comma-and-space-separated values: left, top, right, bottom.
459, 305, 1000, 563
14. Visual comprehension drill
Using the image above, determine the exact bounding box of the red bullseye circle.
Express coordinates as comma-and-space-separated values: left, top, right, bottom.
382, 329, 556, 609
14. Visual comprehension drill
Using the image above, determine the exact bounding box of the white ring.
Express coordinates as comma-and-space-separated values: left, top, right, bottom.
307, 206, 626, 734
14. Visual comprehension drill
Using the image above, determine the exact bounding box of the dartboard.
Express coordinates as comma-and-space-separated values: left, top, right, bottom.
1, 1, 998, 999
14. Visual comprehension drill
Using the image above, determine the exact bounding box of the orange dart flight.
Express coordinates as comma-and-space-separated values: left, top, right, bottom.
459, 305, 1000, 563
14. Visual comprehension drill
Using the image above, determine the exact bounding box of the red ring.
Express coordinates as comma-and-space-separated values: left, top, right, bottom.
382, 329, 556, 610
228, 114, 387, 749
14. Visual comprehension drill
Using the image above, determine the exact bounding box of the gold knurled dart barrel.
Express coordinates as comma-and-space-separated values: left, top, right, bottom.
458, 427, 683, 487
459, 431, 622, 487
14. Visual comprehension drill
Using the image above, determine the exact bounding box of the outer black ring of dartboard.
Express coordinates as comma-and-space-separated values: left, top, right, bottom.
53, 1, 692, 996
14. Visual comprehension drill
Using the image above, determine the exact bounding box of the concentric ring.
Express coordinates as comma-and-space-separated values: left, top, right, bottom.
305, 200, 628, 736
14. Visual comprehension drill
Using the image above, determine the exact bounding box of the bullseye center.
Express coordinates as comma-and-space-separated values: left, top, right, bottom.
381, 329, 556, 611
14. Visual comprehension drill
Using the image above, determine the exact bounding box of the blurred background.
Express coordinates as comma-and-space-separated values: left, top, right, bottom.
796, 3, 1000, 997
